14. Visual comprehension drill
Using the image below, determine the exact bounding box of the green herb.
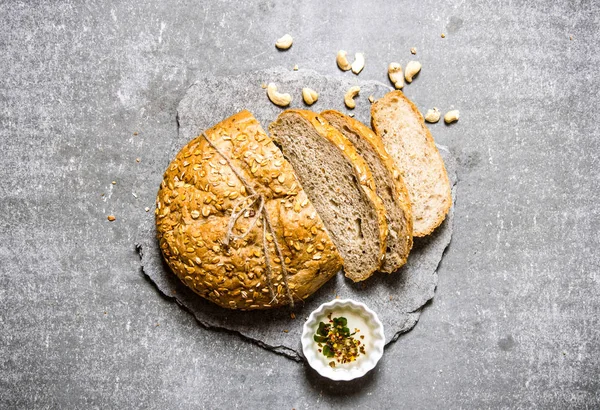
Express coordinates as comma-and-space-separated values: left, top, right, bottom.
313, 314, 364, 364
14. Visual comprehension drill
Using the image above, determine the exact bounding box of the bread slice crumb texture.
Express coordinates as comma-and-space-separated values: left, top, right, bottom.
269, 109, 388, 282
321, 110, 413, 273
371, 91, 452, 237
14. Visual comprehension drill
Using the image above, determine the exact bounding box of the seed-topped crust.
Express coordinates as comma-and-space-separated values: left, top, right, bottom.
156, 110, 343, 310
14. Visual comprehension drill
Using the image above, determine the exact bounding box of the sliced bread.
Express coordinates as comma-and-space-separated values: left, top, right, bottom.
321, 110, 413, 272
269, 109, 388, 282
371, 91, 452, 236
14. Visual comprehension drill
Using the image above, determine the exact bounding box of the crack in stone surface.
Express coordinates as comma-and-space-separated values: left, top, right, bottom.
134, 68, 457, 360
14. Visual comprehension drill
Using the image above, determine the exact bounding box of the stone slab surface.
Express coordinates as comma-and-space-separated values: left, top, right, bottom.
137, 68, 457, 360
1, 1, 599, 409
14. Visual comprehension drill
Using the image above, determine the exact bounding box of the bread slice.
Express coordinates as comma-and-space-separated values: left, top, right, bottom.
321, 110, 413, 272
269, 109, 388, 282
371, 91, 452, 236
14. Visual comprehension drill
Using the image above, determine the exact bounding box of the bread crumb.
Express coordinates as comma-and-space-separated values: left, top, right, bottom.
441, 33, 446, 38
293, 64, 298, 71
283, 329, 289, 333
145, 207, 150, 212
111, 181, 116, 185
410, 47, 417, 54
136, 158, 141, 163
569, 35, 573, 41
107, 215, 116, 221
261, 83, 267, 89
389, 295, 393, 301
290, 312, 296, 319
368, 95, 374, 103
133, 132, 138, 135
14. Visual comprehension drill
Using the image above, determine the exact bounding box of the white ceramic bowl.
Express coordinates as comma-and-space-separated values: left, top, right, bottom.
301, 299, 385, 381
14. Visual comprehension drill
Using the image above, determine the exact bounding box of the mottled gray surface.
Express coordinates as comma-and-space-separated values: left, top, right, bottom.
137, 68, 456, 360
1, 1, 599, 409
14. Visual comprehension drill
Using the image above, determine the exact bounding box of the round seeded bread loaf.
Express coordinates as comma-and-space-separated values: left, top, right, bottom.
156, 110, 343, 310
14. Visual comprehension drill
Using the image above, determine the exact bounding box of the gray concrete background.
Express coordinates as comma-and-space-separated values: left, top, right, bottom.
0, 0, 598, 408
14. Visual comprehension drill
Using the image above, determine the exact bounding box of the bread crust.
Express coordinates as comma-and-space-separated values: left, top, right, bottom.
371, 91, 452, 237
321, 110, 413, 272
156, 110, 343, 310
276, 109, 389, 281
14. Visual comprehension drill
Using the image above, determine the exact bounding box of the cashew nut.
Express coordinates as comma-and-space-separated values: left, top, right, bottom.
351, 53, 365, 75
444, 110, 460, 124
404, 61, 422, 83
302, 88, 319, 105
344, 86, 360, 109
336, 50, 352, 71
275, 34, 293, 50
424, 108, 441, 123
388, 62, 404, 89
267, 83, 292, 107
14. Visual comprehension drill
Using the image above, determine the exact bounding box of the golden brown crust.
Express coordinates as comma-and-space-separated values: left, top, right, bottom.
371, 91, 452, 237
321, 110, 413, 271
282, 109, 389, 278
156, 110, 343, 310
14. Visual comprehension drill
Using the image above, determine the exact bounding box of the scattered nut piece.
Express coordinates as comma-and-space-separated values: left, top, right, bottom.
136, 158, 141, 163
348, 113, 355, 118
441, 33, 446, 38
275, 34, 293, 50
145, 207, 150, 212
267, 83, 292, 107
351, 53, 365, 75
107, 215, 116, 221
133, 132, 138, 136
424, 108, 441, 123
111, 181, 116, 185
388, 62, 404, 89
404, 61, 422, 83
336, 50, 352, 71
368, 95, 374, 103
410, 47, 417, 54
261, 83, 267, 89
444, 110, 460, 124
302, 88, 319, 105
293, 64, 298, 71
344, 86, 360, 109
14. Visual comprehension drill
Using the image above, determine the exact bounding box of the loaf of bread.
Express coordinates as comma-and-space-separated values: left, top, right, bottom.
321, 110, 413, 272
156, 110, 343, 310
371, 91, 452, 236
269, 109, 388, 282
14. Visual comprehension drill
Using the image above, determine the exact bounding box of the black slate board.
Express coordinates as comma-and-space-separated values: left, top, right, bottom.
136, 68, 457, 361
